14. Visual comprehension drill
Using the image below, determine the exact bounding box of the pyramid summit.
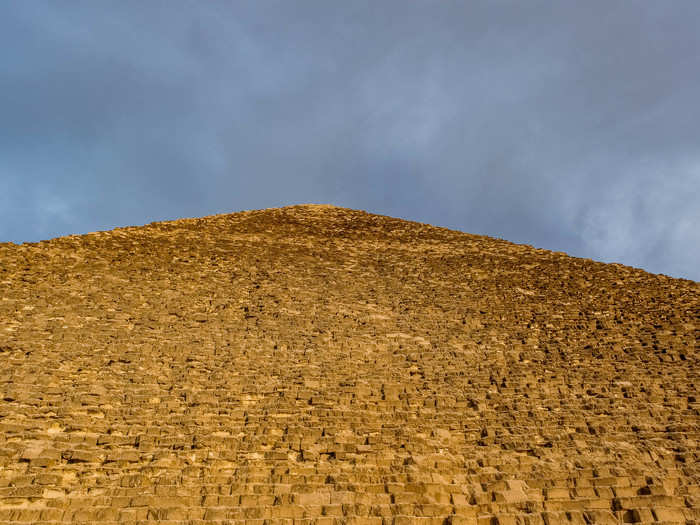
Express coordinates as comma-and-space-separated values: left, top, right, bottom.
0, 205, 698, 524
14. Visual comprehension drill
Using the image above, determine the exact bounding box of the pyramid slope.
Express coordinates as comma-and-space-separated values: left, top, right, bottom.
0, 204, 698, 524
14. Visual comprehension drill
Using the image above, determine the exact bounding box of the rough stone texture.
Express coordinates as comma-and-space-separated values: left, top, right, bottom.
0, 204, 698, 525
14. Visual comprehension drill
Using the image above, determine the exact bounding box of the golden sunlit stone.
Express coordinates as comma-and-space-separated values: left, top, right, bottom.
0, 204, 698, 524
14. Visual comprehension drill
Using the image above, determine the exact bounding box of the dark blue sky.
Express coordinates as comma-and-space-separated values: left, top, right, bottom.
1, 1, 699, 280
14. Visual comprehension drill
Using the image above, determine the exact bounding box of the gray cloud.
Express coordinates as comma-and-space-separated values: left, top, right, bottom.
1, 1, 698, 280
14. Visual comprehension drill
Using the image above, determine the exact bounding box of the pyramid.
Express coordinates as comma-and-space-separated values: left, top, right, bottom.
0, 204, 698, 524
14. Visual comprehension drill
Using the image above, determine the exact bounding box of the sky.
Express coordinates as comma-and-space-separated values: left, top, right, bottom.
1, 1, 699, 281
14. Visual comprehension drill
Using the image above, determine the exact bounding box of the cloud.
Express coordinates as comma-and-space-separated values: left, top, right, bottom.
1, 1, 698, 280
573, 156, 700, 278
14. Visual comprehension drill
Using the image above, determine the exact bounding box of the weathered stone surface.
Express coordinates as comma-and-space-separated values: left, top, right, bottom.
0, 204, 698, 524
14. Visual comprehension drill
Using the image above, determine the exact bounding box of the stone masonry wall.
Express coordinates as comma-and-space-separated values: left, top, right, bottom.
0, 204, 698, 524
